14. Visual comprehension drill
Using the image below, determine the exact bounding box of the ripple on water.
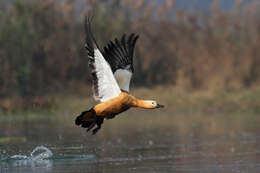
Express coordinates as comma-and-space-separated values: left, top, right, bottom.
1, 145, 95, 170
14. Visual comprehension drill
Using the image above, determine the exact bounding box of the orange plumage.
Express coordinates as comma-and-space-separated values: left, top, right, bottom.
75, 17, 164, 135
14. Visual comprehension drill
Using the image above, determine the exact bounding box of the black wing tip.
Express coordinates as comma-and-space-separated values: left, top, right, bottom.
84, 12, 94, 28
84, 14, 98, 51
84, 15, 101, 98
133, 34, 139, 42
125, 33, 139, 41
128, 33, 139, 44
105, 33, 139, 47
129, 33, 139, 47
84, 15, 93, 36
103, 33, 139, 73
122, 33, 139, 51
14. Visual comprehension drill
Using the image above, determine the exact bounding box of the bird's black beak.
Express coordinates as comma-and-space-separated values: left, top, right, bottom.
156, 104, 164, 108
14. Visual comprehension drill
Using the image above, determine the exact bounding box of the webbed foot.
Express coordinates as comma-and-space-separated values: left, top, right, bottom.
86, 121, 96, 132
92, 126, 101, 135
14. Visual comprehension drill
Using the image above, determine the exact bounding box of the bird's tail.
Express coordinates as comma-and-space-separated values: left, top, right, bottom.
75, 108, 104, 134
75, 108, 96, 127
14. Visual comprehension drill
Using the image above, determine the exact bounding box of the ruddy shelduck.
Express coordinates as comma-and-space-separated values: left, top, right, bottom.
75, 17, 164, 135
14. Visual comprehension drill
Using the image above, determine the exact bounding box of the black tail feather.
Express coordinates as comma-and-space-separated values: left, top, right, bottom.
75, 108, 104, 135
75, 110, 88, 126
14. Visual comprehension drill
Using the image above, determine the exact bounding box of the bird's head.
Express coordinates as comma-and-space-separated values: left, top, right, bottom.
141, 100, 165, 109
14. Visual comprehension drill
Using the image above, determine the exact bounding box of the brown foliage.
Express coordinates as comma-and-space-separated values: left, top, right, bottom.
1, 0, 260, 103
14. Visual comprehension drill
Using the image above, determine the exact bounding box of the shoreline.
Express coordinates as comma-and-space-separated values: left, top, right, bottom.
1, 86, 260, 116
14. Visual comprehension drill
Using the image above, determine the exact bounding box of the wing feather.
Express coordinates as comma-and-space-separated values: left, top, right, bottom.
103, 34, 139, 92
85, 16, 121, 102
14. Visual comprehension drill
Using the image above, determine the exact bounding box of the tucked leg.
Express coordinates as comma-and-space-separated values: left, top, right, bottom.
92, 125, 101, 135
86, 119, 96, 132
92, 116, 104, 135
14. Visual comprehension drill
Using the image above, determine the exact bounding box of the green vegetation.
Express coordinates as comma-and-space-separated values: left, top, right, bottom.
0, 0, 260, 113
130, 86, 260, 115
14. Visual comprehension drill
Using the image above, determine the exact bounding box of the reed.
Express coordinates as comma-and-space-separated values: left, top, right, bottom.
1, 0, 260, 112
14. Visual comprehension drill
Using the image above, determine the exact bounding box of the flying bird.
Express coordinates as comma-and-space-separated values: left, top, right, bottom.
75, 17, 164, 135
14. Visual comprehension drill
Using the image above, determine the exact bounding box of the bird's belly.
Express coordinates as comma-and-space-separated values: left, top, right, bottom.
95, 102, 130, 119
94, 92, 134, 119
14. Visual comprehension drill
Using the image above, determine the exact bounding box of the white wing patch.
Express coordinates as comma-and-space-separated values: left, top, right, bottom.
93, 49, 121, 102
114, 69, 132, 92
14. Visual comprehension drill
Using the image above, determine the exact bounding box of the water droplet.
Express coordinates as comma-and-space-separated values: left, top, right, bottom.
30, 146, 53, 160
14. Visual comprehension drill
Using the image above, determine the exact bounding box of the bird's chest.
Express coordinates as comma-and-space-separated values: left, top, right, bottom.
94, 94, 133, 119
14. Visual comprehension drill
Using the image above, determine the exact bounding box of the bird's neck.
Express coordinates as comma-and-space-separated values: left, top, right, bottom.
132, 99, 152, 109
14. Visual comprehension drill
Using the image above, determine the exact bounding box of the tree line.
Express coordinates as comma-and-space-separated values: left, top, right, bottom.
1, 0, 260, 99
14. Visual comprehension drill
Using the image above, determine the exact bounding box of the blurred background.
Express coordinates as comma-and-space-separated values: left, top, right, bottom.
1, 0, 260, 112
1, 0, 260, 173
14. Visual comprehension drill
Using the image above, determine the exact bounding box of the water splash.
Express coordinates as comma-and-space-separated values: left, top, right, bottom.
8, 146, 53, 161
2, 146, 53, 170
0, 145, 97, 173
8, 146, 53, 162
1, 145, 95, 168
30, 146, 53, 160
10, 154, 28, 160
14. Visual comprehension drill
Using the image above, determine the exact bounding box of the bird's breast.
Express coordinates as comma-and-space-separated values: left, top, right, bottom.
94, 92, 134, 119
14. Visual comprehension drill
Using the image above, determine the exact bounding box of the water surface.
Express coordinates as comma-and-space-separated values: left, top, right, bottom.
1, 111, 260, 173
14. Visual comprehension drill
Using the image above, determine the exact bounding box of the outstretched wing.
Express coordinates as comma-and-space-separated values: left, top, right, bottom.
85, 17, 121, 102
103, 33, 139, 92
